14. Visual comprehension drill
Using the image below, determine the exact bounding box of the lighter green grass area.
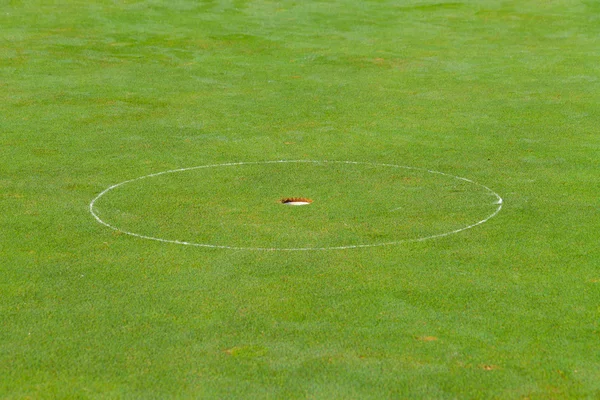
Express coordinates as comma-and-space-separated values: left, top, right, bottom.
1, 0, 599, 398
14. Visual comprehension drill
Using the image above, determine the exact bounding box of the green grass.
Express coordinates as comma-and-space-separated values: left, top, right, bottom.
2, 0, 599, 398
92, 161, 500, 249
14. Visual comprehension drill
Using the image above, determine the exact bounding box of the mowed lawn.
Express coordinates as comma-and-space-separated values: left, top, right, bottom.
2, 0, 599, 398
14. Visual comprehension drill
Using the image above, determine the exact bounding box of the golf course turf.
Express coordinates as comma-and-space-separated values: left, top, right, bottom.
2, 0, 599, 398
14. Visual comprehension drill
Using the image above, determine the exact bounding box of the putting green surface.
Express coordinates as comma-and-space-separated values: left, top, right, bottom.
92, 160, 501, 249
2, 0, 599, 398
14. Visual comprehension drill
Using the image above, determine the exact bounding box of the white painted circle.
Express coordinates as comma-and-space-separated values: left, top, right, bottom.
89, 160, 503, 251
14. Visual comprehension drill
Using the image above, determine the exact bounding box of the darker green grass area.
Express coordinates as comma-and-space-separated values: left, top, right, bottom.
2, 0, 600, 398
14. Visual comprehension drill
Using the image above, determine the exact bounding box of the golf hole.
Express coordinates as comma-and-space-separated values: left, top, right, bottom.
280, 197, 313, 206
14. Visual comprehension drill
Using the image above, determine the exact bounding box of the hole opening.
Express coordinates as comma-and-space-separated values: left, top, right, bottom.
280, 197, 313, 205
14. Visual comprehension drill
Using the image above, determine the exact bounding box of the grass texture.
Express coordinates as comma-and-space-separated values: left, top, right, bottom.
2, 0, 600, 398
